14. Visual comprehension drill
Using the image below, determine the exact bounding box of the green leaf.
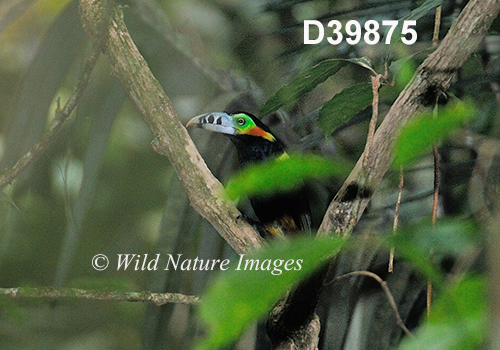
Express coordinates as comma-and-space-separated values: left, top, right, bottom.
389, 220, 478, 286
392, 220, 477, 258
390, 0, 443, 45
401, 0, 444, 22
393, 100, 475, 168
317, 83, 373, 136
343, 57, 377, 75
260, 57, 376, 117
0, 191, 20, 212
259, 57, 377, 118
260, 59, 348, 117
399, 276, 486, 350
196, 236, 345, 350
224, 154, 351, 201
389, 56, 418, 90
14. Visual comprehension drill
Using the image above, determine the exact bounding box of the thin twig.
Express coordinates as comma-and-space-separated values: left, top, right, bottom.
426, 280, 433, 318
432, 150, 440, 226
491, 82, 500, 108
0, 287, 199, 305
363, 74, 383, 169
428, 0, 444, 304
330, 270, 414, 338
433, 5, 442, 46
0, 30, 105, 190
389, 166, 404, 273
428, 102, 441, 317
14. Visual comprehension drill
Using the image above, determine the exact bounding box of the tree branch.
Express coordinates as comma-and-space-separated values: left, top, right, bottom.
78, 0, 264, 254
0, 287, 199, 305
317, 0, 500, 237
0, 26, 107, 189
332, 270, 414, 338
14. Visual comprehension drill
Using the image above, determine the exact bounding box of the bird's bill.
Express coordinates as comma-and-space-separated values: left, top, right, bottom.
186, 112, 236, 135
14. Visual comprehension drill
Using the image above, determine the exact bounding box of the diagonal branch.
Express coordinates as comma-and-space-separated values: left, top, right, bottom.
317, 0, 500, 238
0, 32, 105, 189
78, 0, 264, 254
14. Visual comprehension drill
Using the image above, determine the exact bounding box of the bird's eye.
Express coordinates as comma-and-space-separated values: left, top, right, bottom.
236, 117, 246, 126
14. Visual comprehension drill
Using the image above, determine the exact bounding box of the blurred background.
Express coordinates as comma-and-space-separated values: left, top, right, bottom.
0, 0, 499, 349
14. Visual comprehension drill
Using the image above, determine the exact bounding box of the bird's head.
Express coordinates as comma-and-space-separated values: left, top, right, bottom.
186, 112, 276, 142
187, 111, 285, 165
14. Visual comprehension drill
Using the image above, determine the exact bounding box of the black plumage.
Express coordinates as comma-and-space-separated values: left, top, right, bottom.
187, 111, 311, 236
187, 110, 329, 349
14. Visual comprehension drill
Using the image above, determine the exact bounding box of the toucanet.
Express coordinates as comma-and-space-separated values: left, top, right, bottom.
187, 111, 311, 237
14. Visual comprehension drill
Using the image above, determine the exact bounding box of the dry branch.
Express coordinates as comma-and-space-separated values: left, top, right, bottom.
79, 0, 264, 254
317, 0, 500, 238
0, 287, 199, 305
332, 270, 413, 338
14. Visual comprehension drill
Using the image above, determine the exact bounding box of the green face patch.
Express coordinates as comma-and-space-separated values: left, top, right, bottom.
232, 113, 256, 133
232, 113, 275, 141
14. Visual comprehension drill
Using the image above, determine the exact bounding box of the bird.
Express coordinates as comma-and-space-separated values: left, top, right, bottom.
187, 111, 330, 348
186, 111, 312, 237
